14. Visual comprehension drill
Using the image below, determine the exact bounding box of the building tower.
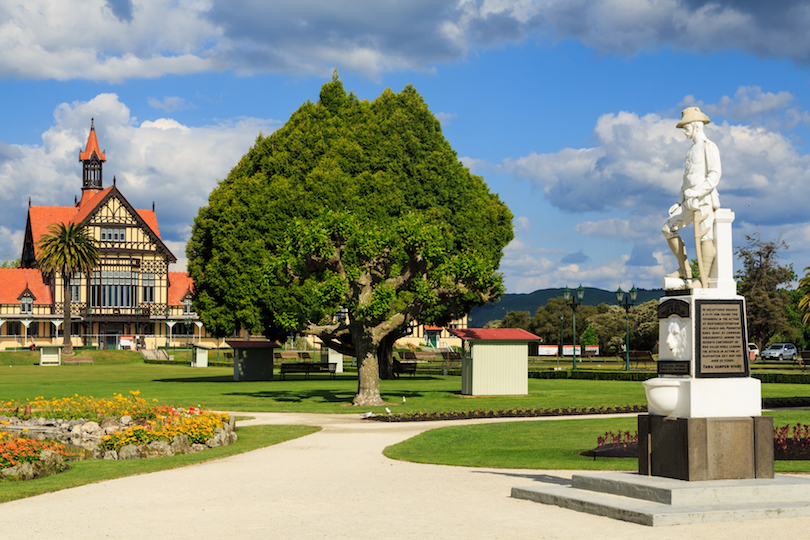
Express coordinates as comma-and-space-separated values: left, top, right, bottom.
80, 118, 106, 192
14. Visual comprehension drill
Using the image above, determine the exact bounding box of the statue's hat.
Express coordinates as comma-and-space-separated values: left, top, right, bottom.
677, 106, 711, 128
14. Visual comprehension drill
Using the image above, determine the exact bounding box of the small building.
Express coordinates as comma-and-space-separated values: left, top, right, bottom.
226, 340, 279, 381
449, 328, 540, 396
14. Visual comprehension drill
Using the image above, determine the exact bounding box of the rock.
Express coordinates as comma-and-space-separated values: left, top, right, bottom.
143, 440, 173, 458
100, 417, 119, 429
1, 466, 20, 478
39, 449, 63, 466
170, 435, 191, 455
228, 432, 238, 444
190, 443, 207, 453
103, 450, 118, 460
19, 462, 35, 480
120, 415, 132, 425
71, 424, 83, 435
81, 421, 101, 435
118, 444, 141, 460
206, 427, 227, 448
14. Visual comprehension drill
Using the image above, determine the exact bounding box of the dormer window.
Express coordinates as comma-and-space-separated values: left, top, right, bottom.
100, 227, 124, 242
20, 296, 33, 314
183, 296, 192, 316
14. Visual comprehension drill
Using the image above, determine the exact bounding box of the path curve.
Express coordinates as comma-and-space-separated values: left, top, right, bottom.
0, 411, 808, 539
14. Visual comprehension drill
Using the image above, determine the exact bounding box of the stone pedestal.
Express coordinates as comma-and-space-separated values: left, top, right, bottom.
638, 415, 774, 481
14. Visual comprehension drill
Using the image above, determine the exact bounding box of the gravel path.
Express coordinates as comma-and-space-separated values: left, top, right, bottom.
0, 411, 808, 539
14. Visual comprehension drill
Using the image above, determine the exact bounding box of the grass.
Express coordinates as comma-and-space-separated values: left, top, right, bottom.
0, 424, 319, 503
1, 351, 808, 414
383, 410, 810, 472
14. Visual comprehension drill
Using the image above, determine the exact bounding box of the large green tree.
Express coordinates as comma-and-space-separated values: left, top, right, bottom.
37, 223, 99, 356
188, 76, 513, 406
736, 234, 794, 351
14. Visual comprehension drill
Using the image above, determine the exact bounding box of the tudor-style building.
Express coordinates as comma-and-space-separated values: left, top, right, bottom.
0, 121, 206, 350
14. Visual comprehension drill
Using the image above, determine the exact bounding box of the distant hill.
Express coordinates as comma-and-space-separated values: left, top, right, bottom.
467, 287, 663, 328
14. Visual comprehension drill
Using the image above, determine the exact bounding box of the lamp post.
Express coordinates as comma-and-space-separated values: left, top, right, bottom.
563, 285, 585, 370
135, 307, 141, 336
615, 286, 638, 372
88, 307, 93, 348
558, 312, 564, 359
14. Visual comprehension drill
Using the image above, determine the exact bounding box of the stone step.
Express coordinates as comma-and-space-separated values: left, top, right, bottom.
512, 472, 810, 527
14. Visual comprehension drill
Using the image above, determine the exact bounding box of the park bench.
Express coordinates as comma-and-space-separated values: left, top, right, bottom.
440, 351, 462, 363
400, 351, 418, 362
280, 362, 337, 380
274, 351, 299, 361
628, 350, 655, 369
392, 359, 417, 378
64, 357, 93, 365
797, 351, 810, 370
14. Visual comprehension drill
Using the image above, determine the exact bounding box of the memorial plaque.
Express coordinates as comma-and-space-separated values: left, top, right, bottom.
658, 361, 690, 376
659, 299, 690, 319
695, 299, 749, 378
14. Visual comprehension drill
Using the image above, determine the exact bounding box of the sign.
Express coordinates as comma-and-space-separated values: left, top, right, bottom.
695, 299, 749, 378
658, 299, 690, 319
658, 361, 690, 376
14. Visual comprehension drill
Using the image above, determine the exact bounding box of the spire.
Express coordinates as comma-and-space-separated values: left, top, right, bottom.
80, 119, 105, 191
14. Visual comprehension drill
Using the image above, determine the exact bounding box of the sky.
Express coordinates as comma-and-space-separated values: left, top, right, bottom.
2, 0, 810, 295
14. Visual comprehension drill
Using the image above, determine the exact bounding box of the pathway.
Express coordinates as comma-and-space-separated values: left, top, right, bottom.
0, 412, 808, 539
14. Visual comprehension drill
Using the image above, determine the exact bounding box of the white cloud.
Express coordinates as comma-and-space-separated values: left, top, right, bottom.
4, 1, 810, 82
494, 88, 810, 292
0, 93, 278, 268
435, 112, 457, 126
514, 216, 530, 231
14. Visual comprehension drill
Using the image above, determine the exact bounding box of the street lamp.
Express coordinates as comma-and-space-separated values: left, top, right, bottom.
615, 286, 638, 372
558, 312, 564, 359
563, 285, 585, 370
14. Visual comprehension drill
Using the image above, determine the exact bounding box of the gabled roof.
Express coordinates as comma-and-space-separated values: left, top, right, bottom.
0, 269, 50, 305
449, 328, 540, 341
168, 272, 193, 305
79, 121, 106, 162
28, 186, 170, 261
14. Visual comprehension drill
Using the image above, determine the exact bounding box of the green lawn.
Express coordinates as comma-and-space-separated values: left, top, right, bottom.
383, 410, 810, 473
1, 351, 808, 414
0, 424, 319, 503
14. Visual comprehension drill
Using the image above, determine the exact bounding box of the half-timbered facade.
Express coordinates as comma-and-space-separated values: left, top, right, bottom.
0, 121, 209, 350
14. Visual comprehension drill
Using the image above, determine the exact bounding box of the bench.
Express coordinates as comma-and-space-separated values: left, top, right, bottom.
64, 357, 93, 365
797, 351, 810, 370
393, 359, 417, 378
441, 351, 462, 363
279, 362, 337, 380
627, 350, 654, 370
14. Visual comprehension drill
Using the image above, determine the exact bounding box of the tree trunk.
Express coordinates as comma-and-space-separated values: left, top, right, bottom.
352, 332, 385, 406
377, 333, 396, 380
62, 273, 73, 356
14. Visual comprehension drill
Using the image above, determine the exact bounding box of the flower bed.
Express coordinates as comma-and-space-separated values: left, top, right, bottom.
0, 392, 235, 473
584, 424, 810, 460
367, 403, 648, 422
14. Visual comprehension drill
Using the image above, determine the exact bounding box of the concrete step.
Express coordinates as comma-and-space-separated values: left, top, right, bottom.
512, 472, 810, 527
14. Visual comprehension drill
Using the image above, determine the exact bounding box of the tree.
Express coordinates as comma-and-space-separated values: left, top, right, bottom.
735, 234, 794, 351
188, 75, 513, 406
580, 325, 598, 346
36, 223, 99, 355
500, 310, 530, 330
800, 267, 810, 327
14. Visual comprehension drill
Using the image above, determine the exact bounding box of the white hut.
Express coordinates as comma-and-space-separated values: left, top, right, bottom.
449, 328, 539, 396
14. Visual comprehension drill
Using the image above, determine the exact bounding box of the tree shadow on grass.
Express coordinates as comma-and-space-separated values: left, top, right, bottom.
222, 389, 357, 403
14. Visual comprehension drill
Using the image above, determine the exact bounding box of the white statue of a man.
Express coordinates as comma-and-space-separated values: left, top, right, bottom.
662, 106, 721, 288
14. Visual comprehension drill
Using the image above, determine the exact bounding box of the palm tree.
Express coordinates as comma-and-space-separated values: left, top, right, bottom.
37, 223, 99, 355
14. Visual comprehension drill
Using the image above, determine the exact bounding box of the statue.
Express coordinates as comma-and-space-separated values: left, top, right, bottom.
662, 106, 721, 288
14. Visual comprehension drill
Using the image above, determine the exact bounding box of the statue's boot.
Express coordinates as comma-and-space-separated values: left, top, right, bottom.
699, 240, 716, 288
665, 236, 692, 280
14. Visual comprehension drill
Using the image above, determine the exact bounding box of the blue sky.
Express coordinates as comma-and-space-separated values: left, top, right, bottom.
2, 0, 810, 294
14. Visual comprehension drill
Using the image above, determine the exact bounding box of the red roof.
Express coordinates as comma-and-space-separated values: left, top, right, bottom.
449, 328, 540, 341
79, 123, 106, 162
168, 272, 193, 305
424, 325, 443, 331
0, 269, 50, 304
29, 195, 162, 259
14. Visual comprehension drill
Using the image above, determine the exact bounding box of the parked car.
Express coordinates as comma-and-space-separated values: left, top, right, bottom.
760, 343, 798, 361
747, 343, 759, 360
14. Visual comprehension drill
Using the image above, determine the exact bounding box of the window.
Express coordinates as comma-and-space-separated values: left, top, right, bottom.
90, 270, 135, 308
29, 322, 39, 337
5, 321, 21, 336
183, 297, 192, 315
100, 227, 125, 242
20, 296, 32, 314
142, 273, 155, 303
70, 272, 81, 302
